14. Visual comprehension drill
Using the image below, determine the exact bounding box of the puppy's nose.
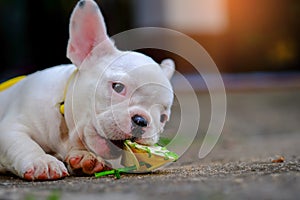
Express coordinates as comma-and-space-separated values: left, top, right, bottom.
131, 115, 148, 127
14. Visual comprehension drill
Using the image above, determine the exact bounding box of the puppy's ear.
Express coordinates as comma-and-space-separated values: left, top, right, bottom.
161, 59, 175, 80
67, 0, 113, 67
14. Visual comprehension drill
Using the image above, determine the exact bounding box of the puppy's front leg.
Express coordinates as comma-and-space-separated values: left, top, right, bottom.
65, 150, 110, 175
0, 130, 68, 180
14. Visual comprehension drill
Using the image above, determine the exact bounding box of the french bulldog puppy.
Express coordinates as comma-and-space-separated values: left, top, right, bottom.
0, 0, 175, 180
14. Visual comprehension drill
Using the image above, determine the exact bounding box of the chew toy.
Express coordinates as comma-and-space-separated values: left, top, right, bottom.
95, 140, 178, 179
121, 140, 178, 171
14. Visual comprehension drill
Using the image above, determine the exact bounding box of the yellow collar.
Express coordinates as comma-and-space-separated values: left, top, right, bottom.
0, 76, 26, 92
59, 69, 78, 115
0, 69, 78, 116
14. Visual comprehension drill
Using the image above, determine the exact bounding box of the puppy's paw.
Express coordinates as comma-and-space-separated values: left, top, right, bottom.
66, 150, 110, 175
23, 154, 69, 181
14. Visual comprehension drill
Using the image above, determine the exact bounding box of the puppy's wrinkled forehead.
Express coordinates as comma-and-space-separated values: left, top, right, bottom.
110, 52, 157, 71
108, 52, 173, 89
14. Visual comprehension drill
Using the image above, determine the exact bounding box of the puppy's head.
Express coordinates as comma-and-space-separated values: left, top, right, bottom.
66, 0, 175, 156
95, 53, 175, 146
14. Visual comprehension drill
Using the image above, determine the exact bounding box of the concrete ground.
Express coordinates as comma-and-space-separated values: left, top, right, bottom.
0, 86, 300, 200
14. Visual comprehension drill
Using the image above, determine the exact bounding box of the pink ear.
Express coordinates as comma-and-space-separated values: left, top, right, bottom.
67, 0, 110, 67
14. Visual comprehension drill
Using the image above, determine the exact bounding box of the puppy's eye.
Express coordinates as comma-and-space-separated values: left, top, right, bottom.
160, 114, 168, 123
112, 83, 125, 94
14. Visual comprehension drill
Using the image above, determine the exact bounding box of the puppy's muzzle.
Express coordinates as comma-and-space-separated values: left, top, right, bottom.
131, 115, 148, 138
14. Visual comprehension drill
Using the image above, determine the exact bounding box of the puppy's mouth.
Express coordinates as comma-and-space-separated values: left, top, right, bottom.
109, 136, 144, 149
106, 124, 156, 147
103, 123, 148, 148
110, 139, 126, 149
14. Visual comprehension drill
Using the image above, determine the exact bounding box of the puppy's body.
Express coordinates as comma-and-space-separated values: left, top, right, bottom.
0, 0, 175, 180
0, 65, 75, 176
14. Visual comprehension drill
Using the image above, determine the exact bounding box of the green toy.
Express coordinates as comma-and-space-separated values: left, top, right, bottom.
95, 162, 150, 179
95, 140, 178, 179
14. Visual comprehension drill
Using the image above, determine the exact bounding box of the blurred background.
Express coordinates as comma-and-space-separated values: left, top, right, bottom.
1, 2, 300, 191
0, 0, 300, 81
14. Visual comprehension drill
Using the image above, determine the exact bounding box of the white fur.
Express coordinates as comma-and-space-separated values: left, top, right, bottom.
0, 0, 175, 180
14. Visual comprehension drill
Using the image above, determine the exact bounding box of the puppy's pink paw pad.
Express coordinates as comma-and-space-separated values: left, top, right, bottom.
66, 151, 106, 175
37, 171, 48, 180
69, 156, 83, 168
23, 155, 69, 181
24, 169, 35, 181
82, 158, 104, 173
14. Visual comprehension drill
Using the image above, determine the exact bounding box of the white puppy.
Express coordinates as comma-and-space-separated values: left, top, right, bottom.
0, 0, 175, 180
